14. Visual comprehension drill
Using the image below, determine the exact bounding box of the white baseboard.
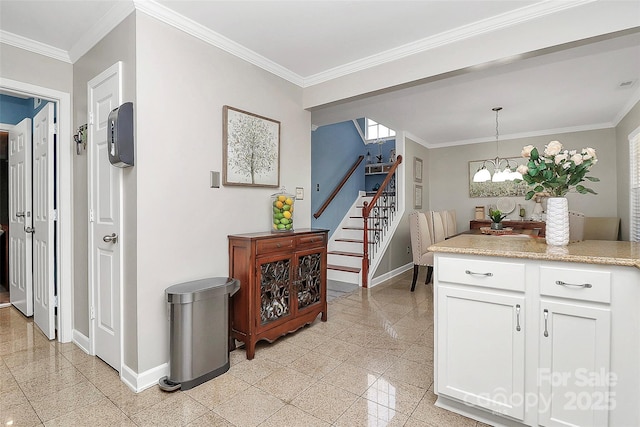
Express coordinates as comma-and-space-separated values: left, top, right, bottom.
370, 262, 413, 287
121, 362, 169, 393
72, 329, 90, 353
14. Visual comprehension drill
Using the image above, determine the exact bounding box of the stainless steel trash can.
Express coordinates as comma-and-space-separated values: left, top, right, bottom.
158, 277, 240, 391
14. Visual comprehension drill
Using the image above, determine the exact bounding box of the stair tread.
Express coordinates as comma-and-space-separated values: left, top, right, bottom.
328, 250, 363, 258
335, 238, 364, 243
349, 216, 388, 219
327, 264, 361, 273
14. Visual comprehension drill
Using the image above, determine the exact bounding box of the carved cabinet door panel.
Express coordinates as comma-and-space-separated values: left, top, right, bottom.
255, 253, 294, 332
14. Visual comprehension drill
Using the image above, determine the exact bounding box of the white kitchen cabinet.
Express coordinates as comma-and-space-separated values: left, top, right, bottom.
538, 265, 612, 427
538, 300, 611, 427
433, 251, 639, 427
437, 285, 526, 420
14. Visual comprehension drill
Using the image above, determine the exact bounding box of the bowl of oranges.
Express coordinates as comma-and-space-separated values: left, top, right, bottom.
271, 190, 295, 231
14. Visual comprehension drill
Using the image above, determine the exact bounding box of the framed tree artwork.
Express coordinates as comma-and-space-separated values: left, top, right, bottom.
223, 105, 281, 187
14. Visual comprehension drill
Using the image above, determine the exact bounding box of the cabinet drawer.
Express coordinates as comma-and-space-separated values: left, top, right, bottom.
540, 266, 610, 303
296, 233, 325, 250
256, 236, 295, 255
437, 256, 525, 292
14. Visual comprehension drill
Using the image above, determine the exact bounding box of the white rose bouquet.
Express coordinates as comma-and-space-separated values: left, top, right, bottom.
516, 140, 600, 200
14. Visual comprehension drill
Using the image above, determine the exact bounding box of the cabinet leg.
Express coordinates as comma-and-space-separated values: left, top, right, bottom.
246, 340, 256, 360
411, 264, 419, 291
321, 311, 327, 321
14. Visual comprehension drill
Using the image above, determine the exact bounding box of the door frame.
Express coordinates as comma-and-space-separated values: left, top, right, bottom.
0, 78, 73, 342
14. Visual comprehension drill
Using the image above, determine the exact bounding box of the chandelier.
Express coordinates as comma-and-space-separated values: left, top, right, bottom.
472, 107, 523, 183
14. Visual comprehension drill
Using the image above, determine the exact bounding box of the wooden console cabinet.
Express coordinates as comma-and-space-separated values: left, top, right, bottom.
469, 219, 546, 237
228, 229, 328, 360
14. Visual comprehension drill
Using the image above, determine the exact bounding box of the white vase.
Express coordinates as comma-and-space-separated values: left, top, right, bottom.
546, 197, 569, 246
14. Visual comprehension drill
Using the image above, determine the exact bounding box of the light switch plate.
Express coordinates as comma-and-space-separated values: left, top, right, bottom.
210, 171, 220, 188
295, 187, 304, 200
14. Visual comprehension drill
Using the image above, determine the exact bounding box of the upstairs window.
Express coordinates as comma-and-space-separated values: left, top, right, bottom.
366, 118, 395, 141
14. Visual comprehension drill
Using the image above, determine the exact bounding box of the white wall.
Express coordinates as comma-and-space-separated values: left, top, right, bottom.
374, 136, 428, 278
0, 43, 73, 93
429, 128, 617, 233
615, 100, 640, 240
134, 13, 311, 373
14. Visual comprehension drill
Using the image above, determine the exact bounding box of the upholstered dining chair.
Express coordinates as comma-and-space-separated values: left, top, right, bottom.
583, 217, 620, 240
409, 212, 434, 292
443, 210, 457, 238
568, 211, 585, 243
427, 210, 447, 244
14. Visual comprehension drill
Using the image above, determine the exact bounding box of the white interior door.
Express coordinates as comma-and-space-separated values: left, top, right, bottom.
8, 118, 33, 316
32, 103, 56, 339
88, 62, 122, 372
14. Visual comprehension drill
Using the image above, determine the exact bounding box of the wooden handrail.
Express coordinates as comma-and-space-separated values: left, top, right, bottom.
361, 155, 402, 288
313, 155, 365, 219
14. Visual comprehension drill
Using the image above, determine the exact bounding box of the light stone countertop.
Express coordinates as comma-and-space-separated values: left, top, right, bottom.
428, 234, 640, 269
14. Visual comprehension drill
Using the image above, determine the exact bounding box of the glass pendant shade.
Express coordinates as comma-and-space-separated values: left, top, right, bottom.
473, 167, 492, 182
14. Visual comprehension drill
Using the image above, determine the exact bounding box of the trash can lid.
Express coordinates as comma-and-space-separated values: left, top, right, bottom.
166, 277, 240, 304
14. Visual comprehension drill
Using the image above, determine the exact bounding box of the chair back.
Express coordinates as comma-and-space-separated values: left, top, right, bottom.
427, 211, 446, 244
583, 217, 620, 241
409, 212, 433, 264
443, 210, 457, 238
568, 211, 585, 243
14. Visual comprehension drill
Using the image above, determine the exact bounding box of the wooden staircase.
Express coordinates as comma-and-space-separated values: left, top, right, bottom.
326, 195, 370, 286
316, 155, 402, 288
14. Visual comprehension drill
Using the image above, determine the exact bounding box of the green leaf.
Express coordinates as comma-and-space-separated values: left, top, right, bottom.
531, 148, 539, 161
585, 176, 600, 182
528, 167, 538, 176
534, 185, 544, 192
585, 187, 597, 195
538, 162, 547, 171
525, 190, 535, 200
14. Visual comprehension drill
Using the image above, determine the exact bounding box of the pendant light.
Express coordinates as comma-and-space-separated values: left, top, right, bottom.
472, 107, 522, 182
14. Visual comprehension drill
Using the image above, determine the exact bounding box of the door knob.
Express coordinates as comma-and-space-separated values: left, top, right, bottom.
24, 226, 35, 234
16, 211, 25, 218
103, 233, 118, 243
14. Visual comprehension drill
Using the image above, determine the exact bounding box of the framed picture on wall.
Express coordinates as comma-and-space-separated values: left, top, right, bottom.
223, 105, 281, 187
414, 157, 423, 183
414, 185, 423, 209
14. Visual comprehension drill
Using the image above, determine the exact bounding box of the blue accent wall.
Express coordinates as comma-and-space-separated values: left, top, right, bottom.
0, 94, 31, 125
311, 120, 396, 237
311, 121, 366, 236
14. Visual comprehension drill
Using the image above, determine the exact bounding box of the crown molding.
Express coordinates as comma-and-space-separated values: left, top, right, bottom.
68, 1, 136, 63
613, 85, 640, 126
0, 30, 70, 63
133, 0, 304, 86
302, 0, 596, 87
432, 122, 614, 149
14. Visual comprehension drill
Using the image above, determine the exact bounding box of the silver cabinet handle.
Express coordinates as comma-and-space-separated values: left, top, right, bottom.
556, 280, 592, 289
543, 309, 549, 337
515, 304, 521, 332
465, 270, 493, 277
24, 226, 35, 234
103, 233, 118, 243
16, 211, 25, 218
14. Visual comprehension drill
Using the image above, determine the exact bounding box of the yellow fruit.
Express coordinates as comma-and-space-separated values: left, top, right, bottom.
285, 198, 293, 205
275, 201, 284, 209
283, 211, 292, 219
278, 195, 287, 202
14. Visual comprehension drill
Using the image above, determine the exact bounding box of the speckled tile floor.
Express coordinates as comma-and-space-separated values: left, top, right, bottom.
0, 270, 487, 426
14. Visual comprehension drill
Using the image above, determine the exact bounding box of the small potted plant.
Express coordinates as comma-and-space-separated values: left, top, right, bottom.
489, 208, 507, 230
